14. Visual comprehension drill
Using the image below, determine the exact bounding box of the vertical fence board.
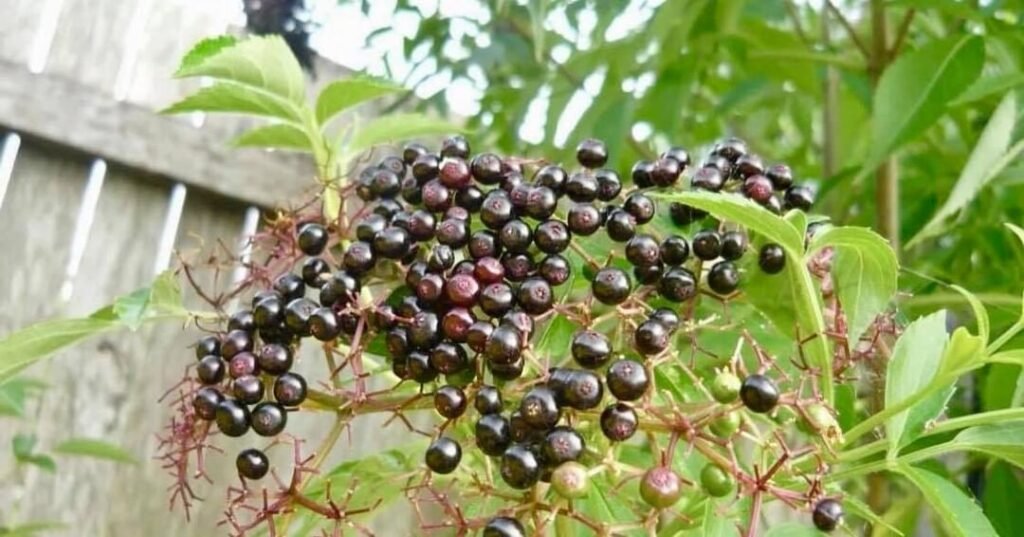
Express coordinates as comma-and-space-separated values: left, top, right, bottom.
0, 0, 44, 65
45, 0, 134, 92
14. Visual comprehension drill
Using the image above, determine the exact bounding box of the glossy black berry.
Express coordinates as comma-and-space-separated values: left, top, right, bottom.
766, 164, 794, 190
812, 499, 844, 532
474, 256, 505, 284
691, 166, 724, 191
475, 385, 503, 415
489, 356, 525, 381
468, 230, 502, 259
604, 208, 636, 242
713, 137, 747, 161
740, 374, 780, 413
661, 146, 691, 168
720, 231, 748, 261
429, 342, 469, 376
283, 298, 317, 337
758, 243, 786, 274
735, 153, 764, 179
343, 241, 376, 274
253, 295, 285, 329
565, 172, 598, 202
500, 443, 541, 489
300, 258, 330, 289
221, 329, 253, 359
440, 134, 470, 158
439, 156, 472, 189
421, 179, 452, 212
309, 307, 341, 342
692, 230, 722, 260
743, 175, 774, 204
215, 399, 250, 437
542, 426, 585, 465
567, 203, 603, 236
236, 448, 269, 480
425, 437, 462, 474
228, 352, 258, 379
195, 335, 220, 360
576, 138, 608, 168
297, 223, 328, 256
319, 271, 360, 308
480, 282, 515, 318
533, 164, 568, 194
497, 219, 531, 254
197, 355, 226, 385
650, 157, 681, 187
631, 160, 654, 188
232, 375, 265, 405
409, 311, 442, 350
634, 263, 664, 285
369, 168, 401, 198
634, 319, 671, 355
251, 402, 287, 436
411, 153, 440, 183
227, 310, 255, 333
571, 330, 612, 369
516, 277, 553, 315
659, 267, 698, 302
626, 234, 661, 267
600, 403, 638, 441
406, 351, 438, 383
519, 386, 561, 430
552, 369, 604, 410
707, 261, 740, 295
669, 202, 706, 227
623, 192, 656, 224
193, 386, 224, 420
592, 267, 631, 305
595, 169, 622, 201
484, 324, 522, 365
785, 185, 815, 210
534, 220, 571, 254
524, 186, 558, 220
274, 273, 306, 303
539, 254, 571, 286
649, 308, 680, 332
471, 153, 504, 184
483, 517, 525, 537
476, 414, 512, 456
607, 359, 650, 401
255, 344, 292, 375
441, 308, 475, 343
501, 253, 534, 282
273, 372, 307, 407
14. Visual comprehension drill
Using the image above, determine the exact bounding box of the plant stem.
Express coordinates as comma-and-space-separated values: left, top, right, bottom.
870, 0, 901, 254
821, 5, 839, 180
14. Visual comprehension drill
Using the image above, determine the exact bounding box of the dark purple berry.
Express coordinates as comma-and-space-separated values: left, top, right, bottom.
759, 244, 786, 274
740, 374, 779, 413
600, 403, 638, 441
251, 402, 287, 436
274, 373, 307, 407
236, 448, 269, 480
592, 267, 631, 305
425, 437, 462, 474
707, 261, 740, 295
607, 359, 650, 401
297, 223, 328, 256
692, 230, 722, 260
215, 399, 250, 437
434, 385, 468, 419
571, 330, 612, 369
193, 386, 224, 420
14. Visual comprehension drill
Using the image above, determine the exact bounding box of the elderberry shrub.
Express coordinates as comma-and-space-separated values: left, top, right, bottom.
172, 134, 848, 536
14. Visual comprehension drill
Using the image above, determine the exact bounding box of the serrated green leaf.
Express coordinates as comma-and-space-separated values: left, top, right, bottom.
763, 522, 827, 536
864, 35, 985, 172
233, 123, 312, 152
161, 82, 300, 121
885, 311, 950, 455
315, 76, 406, 125
810, 226, 898, 343
53, 438, 138, 465
349, 113, 463, 155
909, 93, 1023, 247
845, 494, 904, 536
897, 465, 998, 537
175, 35, 238, 74
175, 35, 306, 105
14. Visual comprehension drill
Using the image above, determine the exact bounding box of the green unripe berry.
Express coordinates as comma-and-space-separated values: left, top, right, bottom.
700, 464, 734, 497
710, 370, 741, 403
709, 411, 741, 438
551, 461, 590, 499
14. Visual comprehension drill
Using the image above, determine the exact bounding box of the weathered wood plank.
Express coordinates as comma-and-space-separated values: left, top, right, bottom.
44, 0, 137, 92
0, 0, 44, 66
0, 59, 314, 208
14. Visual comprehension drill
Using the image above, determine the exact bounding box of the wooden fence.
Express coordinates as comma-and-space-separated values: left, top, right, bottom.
0, 1, 416, 534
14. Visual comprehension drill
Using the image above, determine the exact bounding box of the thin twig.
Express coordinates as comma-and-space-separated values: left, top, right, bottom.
826, 0, 871, 59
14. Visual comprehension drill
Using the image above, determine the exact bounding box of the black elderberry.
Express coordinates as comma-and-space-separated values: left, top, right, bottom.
195, 335, 220, 360
785, 185, 815, 211
533, 165, 568, 194
631, 160, 655, 188
764, 194, 784, 215
607, 359, 650, 401
509, 182, 531, 209
455, 185, 484, 212
740, 374, 779, 413
406, 351, 438, 383
273, 372, 307, 407
256, 343, 292, 375
634, 319, 670, 355
634, 263, 664, 285
228, 310, 255, 333
421, 179, 452, 213
301, 257, 330, 288
403, 143, 429, 165
232, 375, 265, 405
516, 277, 553, 315
650, 157, 682, 187
476, 414, 512, 456
720, 231, 748, 261
691, 166, 724, 191
626, 234, 661, 267
650, 308, 680, 332
309, 307, 341, 342
439, 157, 472, 189
369, 168, 401, 198
408, 311, 442, 350
433, 385, 468, 419
415, 273, 445, 305
703, 155, 733, 177
253, 295, 284, 328
481, 191, 514, 230
274, 273, 306, 303
319, 271, 360, 308
468, 231, 502, 260
713, 137, 747, 161
743, 175, 774, 204
197, 355, 226, 385
466, 321, 495, 353
236, 448, 270, 480
542, 426, 585, 465
483, 517, 525, 537
250, 402, 287, 437
534, 220, 571, 254
471, 153, 504, 184
656, 236, 687, 266
343, 241, 376, 274
759, 243, 786, 274
576, 138, 608, 168
605, 208, 637, 242
593, 170, 620, 202
812, 499, 844, 532
215, 399, 250, 437
448, 273, 482, 307
707, 261, 740, 295
501, 253, 535, 282
283, 298, 317, 337
475, 385, 503, 415
669, 202, 706, 227
372, 199, 403, 219
498, 219, 532, 253
193, 386, 224, 420
519, 386, 561, 430
766, 164, 793, 190
430, 342, 470, 375
480, 282, 515, 318
501, 170, 526, 193
501, 310, 534, 339
488, 356, 525, 381
659, 267, 697, 302
623, 192, 656, 224
565, 171, 599, 202
221, 329, 253, 359
379, 154, 406, 176
441, 308, 475, 343
425, 437, 462, 474
692, 229, 722, 260
571, 330, 612, 369
440, 134, 470, 159
297, 223, 328, 256
500, 443, 541, 489
661, 146, 691, 168
538, 254, 571, 286
600, 402, 638, 441
735, 153, 765, 179
524, 186, 559, 220
592, 267, 631, 305
567, 203, 603, 236
474, 257, 505, 284
484, 324, 522, 365
560, 369, 604, 410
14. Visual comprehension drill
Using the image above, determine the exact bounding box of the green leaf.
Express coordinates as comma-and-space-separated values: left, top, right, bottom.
763, 522, 827, 536
53, 438, 138, 465
315, 76, 407, 125
653, 191, 803, 252
951, 72, 1024, 106
232, 123, 312, 152
348, 113, 463, 155
0, 377, 47, 417
949, 285, 990, 344
845, 494, 904, 536
0, 315, 118, 385
810, 226, 898, 343
938, 327, 986, 376
12, 434, 55, 473
983, 462, 1023, 537
909, 93, 1023, 246
161, 82, 300, 121
897, 465, 998, 537
944, 421, 1024, 469
175, 35, 238, 74
113, 270, 186, 330
864, 35, 985, 172
175, 35, 306, 105
682, 499, 737, 536
885, 311, 950, 455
